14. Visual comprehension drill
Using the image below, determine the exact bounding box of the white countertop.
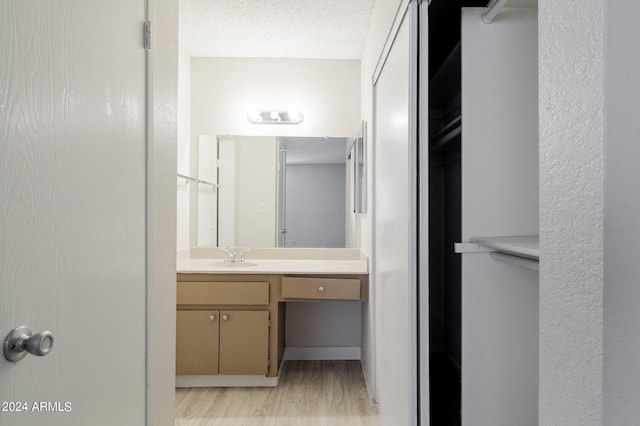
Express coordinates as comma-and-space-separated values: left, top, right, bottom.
470, 236, 539, 260
177, 248, 368, 275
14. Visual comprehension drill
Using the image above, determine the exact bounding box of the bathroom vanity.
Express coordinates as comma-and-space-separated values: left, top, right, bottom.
175, 248, 368, 387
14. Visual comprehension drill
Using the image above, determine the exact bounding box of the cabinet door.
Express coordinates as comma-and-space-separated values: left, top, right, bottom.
219, 310, 269, 375
176, 310, 219, 375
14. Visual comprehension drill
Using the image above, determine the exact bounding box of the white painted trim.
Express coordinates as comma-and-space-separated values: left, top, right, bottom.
370, 51, 379, 406
372, 0, 411, 85
361, 354, 378, 405
283, 346, 362, 360
147, 0, 178, 424
408, 4, 420, 425
176, 374, 280, 388
417, 1, 430, 423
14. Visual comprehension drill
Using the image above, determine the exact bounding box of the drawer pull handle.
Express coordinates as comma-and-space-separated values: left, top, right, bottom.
318, 286, 325, 293
209, 314, 216, 321
222, 314, 229, 321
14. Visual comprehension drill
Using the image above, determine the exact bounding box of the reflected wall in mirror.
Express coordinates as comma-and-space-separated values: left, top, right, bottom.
197, 135, 356, 248
279, 137, 348, 248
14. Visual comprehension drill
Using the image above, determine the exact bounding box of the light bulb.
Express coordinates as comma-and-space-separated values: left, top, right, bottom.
288, 110, 301, 122
247, 110, 261, 123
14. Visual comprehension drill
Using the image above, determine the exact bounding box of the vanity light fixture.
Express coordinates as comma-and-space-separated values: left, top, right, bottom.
247, 110, 261, 123
247, 109, 304, 125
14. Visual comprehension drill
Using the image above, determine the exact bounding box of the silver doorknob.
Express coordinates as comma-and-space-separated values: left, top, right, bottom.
209, 314, 216, 321
318, 286, 325, 293
3, 326, 54, 362
222, 314, 229, 321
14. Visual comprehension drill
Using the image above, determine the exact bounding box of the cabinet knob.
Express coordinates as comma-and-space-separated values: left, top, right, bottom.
318, 286, 325, 293
222, 314, 229, 321
209, 314, 216, 321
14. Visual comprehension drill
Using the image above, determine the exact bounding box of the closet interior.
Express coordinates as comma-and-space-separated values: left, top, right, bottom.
427, 1, 463, 424
426, 1, 539, 425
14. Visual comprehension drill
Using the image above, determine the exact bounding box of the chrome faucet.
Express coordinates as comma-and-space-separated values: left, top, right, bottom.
219, 248, 248, 263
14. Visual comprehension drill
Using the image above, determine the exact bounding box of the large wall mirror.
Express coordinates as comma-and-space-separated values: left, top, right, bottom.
196, 125, 365, 248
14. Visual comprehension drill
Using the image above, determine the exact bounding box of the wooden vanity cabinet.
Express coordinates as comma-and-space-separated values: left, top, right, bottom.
281, 276, 361, 301
218, 310, 269, 374
176, 272, 367, 383
176, 278, 273, 377
176, 310, 219, 375
176, 309, 270, 376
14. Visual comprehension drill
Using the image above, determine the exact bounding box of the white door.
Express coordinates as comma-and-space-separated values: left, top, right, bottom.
1, 1, 147, 425
373, 1, 419, 424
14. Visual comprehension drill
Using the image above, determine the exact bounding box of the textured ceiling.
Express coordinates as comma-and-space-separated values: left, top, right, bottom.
179, 0, 376, 59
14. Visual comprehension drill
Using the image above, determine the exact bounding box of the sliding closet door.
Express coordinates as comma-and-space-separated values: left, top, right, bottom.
373, 1, 419, 424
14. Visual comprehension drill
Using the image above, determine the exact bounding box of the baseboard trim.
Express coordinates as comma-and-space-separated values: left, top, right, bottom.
360, 356, 378, 405
283, 346, 361, 360
175, 374, 279, 388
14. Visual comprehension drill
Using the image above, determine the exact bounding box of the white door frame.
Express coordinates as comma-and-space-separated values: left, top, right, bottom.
417, 1, 430, 423
146, 0, 179, 424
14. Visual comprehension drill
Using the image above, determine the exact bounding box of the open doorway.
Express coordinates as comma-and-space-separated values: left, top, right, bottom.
175, 0, 378, 424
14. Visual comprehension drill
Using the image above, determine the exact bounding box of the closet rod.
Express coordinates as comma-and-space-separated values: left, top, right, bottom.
482, 0, 510, 23
177, 173, 219, 189
490, 252, 539, 272
198, 179, 219, 189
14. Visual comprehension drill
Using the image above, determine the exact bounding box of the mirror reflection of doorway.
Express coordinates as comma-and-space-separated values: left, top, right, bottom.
276, 137, 349, 248
277, 143, 288, 247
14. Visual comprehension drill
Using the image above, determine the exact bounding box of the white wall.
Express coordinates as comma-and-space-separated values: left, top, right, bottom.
286, 302, 361, 348
541, 0, 640, 424
359, 0, 405, 402
176, 47, 191, 251
188, 57, 361, 249
235, 137, 278, 247
285, 164, 346, 248
196, 135, 218, 246
185, 57, 360, 250
603, 1, 640, 423
539, 1, 604, 424
191, 57, 360, 139
210, 136, 278, 247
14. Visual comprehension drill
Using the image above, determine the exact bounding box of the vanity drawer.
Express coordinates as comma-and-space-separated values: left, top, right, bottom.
281, 277, 361, 301
177, 281, 269, 305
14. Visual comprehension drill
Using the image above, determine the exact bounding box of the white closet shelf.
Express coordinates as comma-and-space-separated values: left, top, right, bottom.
469, 236, 539, 260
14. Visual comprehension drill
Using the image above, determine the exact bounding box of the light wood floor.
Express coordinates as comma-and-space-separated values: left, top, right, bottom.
175, 360, 380, 426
